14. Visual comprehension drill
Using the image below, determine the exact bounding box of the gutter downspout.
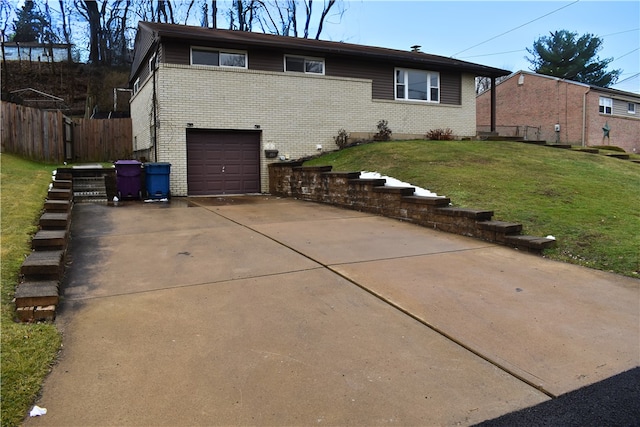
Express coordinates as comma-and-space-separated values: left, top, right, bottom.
152, 41, 159, 162
581, 90, 587, 146
490, 77, 497, 133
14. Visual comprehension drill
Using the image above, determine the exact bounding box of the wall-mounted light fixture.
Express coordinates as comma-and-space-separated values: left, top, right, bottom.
187, 123, 194, 128
254, 124, 261, 129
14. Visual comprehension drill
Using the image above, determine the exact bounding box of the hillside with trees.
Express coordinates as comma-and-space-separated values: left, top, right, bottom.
1, 0, 344, 116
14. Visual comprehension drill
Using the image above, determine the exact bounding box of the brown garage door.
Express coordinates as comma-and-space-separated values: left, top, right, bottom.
187, 129, 261, 195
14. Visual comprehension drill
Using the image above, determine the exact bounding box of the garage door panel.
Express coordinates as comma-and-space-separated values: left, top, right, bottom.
187, 130, 260, 195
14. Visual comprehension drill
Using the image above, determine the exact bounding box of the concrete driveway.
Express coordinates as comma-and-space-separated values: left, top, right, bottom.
24, 196, 639, 426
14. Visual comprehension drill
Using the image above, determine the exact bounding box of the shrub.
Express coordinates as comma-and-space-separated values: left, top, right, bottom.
426, 128, 454, 140
373, 120, 392, 141
334, 128, 350, 149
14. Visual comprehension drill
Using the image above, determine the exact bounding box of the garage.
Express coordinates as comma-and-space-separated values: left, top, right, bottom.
186, 129, 261, 195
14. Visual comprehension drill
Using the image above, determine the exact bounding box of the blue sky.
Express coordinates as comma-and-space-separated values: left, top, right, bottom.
319, 1, 639, 93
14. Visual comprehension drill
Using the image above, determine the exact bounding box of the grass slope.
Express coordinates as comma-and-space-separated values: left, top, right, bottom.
1, 154, 62, 427
305, 140, 640, 277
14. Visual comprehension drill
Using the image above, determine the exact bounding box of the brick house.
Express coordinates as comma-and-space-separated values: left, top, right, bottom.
477, 70, 640, 153
129, 22, 509, 196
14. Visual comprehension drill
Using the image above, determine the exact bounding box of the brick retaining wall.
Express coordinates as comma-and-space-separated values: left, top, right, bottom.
269, 162, 556, 253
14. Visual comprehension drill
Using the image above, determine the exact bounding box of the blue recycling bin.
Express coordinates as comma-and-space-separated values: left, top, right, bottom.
114, 160, 142, 199
144, 162, 171, 199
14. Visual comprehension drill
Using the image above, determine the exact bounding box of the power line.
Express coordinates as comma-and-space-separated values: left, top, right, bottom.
611, 48, 640, 63
615, 72, 640, 85
602, 28, 640, 37
451, 0, 581, 58
460, 49, 526, 59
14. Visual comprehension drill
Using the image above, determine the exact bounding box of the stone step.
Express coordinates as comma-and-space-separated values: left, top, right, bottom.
477, 220, 523, 243
435, 207, 494, 220
477, 220, 523, 234
48, 188, 72, 200
546, 144, 572, 149
504, 235, 557, 253
402, 195, 451, 207
44, 199, 72, 213
575, 148, 599, 154
16, 305, 57, 322
55, 172, 73, 181
348, 178, 387, 187
32, 229, 67, 250
605, 153, 630, 160
53, 179, 73, 189
73, 177, 108, 201
373, 186, 415, 196
14, 280, 59, 308
521, 140, 548, 145
20, 250, 64, 281
39, 212, 70, 230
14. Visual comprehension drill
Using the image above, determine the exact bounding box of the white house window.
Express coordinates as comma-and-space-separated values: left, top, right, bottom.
133, 78, 140, 95
599, 96, 612, 114
628, 103, 636, 114
191, 47, 247, 68
284, 55, 324, 74
395, 69, 439, 102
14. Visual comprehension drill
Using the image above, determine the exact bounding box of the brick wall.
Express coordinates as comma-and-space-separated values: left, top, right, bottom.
269, 163, 556, 254
477, 72, 640, 153
131, 64, 478, 196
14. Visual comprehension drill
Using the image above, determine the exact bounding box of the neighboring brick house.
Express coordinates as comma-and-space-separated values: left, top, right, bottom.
129, 22, 509, 196
477, 70, 640, 153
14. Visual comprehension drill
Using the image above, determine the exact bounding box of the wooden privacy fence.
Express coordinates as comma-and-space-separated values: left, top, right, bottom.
1, 101, 132, 163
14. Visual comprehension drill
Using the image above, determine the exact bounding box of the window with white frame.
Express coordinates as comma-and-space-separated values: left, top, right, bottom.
628, 102, 636, 114
284, 55, 324, 74
191, 47, 247, 68
133, 78, 140, 95
395, 69, 439, 102
599, 96, 612, 114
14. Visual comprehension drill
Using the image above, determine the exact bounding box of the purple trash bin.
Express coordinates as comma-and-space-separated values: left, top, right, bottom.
115, 160, 143, 199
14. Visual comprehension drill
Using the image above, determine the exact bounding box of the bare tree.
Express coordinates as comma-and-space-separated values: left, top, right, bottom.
253, 0, 342, 39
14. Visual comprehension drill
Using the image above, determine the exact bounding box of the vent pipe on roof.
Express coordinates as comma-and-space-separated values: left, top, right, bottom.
410, 45, 421, 52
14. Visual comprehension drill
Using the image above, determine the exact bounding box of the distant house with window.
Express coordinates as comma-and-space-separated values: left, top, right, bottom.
129, 22, 509, 196
1, 42, 73, 62
476, 70, 640, 154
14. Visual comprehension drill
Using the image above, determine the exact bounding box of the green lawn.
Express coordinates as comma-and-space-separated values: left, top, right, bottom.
305, 140, 640, 277
1, 154, 62, 427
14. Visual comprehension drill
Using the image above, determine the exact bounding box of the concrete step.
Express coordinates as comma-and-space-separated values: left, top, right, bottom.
435, 207, 494, 220
73, 177, 107, 201
402, 195, 451, 207
44, 199, 72, 213
575, 148, 599, 154
477, 220, 523, 234
16, 305, 57, 322
48, 188, 72, 200
32, 229, 67, 250
53, 179, 73, 189
20, 250, 64, 281
373, 186, 416, 196
39, 212, 70, 230
14, 280, 59, 308
504, 235, 557, 253
605, 153, 630, 160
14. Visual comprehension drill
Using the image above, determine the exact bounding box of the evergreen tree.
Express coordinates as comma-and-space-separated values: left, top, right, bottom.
526, 30, 621, 87
11, 1, 46, 43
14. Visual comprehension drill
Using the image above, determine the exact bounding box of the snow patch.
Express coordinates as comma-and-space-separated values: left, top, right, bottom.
360, 171, 444, 198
